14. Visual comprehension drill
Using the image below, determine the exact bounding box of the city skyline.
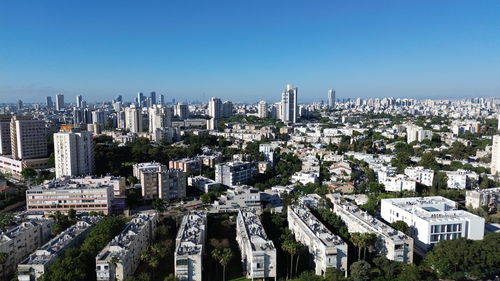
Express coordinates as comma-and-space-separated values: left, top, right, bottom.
1, 0, 500, 102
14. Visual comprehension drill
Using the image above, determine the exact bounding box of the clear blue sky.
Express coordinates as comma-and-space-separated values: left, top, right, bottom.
1, 0, 499, 103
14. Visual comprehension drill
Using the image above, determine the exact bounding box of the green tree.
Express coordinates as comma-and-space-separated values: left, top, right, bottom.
163, 274, 179, 281
391, 152, 412, 173
153, 198, 166, 213
418, 152, 439, 171
211, 248, 233, 281
0, 252, 8, 280
361, 233, 377, 260
21, 167, 37, 181
0, 213, 14, 230
431, 172, 448, 194
350, 260, 371, 281
390, 220, 409, 235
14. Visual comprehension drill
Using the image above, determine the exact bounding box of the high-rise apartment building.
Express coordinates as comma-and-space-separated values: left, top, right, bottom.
207, 97, 222, 130
280, 84, 298, 123
148, 105, 172, 133
124, 105, 143, 133
10, 116, 47, 160
222, 101, 234, 118
0, 115, 11, 155
491, 135, 500, 175
54, 127, 94, 178
327, 89, 336, 109
257, 101, 268, 118
175, 102, 189, 120
55, 94, 64, 111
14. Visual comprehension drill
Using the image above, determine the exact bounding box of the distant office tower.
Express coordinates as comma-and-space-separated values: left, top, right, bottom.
17, 100, 23, 111
159, 94, 165, 105
280, 84, 298, 123
76, 95, 83, 108
258, 101, 268, 118
0, 115, 11, 155
492, 135, 500, 175
91, 109, 106, 125
46, 96, 53, 108
137, 92, 145, 107
54, 127, 94, 178
115, 95, 123, 103
55, 94, 65, 111
150, 91, 157, 106
149, 105, 172, 133
327, 89, 336, 109
175, 102, 189, 120
73, 108, 84, 125
207, 97, 222, 130
222, 101, 234, 118
10, 116, 47, 160
125, 105, 143, 133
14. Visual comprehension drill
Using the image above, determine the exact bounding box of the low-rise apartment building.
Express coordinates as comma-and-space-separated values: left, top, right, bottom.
466, 187, 500, 211
215, 161, 256, 187
444, 169, 479, 189
381, 196, 485, 251
175, 211, 207, 281
404, 166, 434, 187
332, 198, 413, 263
133, 162, 187, 200
287, 205, 348, 275
95, 213, 158, 281
0, 219, 53, 278
236, 210, 276, 280
26, 177, 115, 214
169, 158, 202, 174
187, 176, 220, 193
18, 218, 99, 281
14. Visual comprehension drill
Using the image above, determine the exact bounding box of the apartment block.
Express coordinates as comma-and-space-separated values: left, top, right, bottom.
236, 210, 276, 280
287, 205, 348, 275
95, 213, 158, 281
10, 116, 48, 160
54, 127, 94, 178
18, 218, 99, 281
404, 166, 434, 187
169, 158, 202, 174
26, 177, 115, 214
0, 219, 53, 278
332, 198, 413, 263
133, 162, 186, 200
466, 187, 500, 211
175, 211, 207, 281
444, 169, 479, 189
187, 176, 220, 193
381, 196, 485, 251
406, 124, 432, 143
215, 161, 257, 187
492, 135, 500, 175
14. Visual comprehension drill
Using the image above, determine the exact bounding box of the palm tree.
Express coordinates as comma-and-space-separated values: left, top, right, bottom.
362, 233, 377, 260
0, 252, 8, 281
350, 233, 363, 261
282, 239, 300, 279
294, 241, 305, 277
212, 248, 233, 281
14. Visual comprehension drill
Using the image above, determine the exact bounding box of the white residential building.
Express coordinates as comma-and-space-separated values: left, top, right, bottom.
96, 213, 158, 281
18, 218, 99, 281
236, 210, 276, 280
331, 197, 413, 263
133, 162, 187, 200
187, 176, 220, 193
215, 185, 262, 211
207, 97, 222, 130
257, 101, 268, 118
280, 84, 298, 124
175, 211, 207, 281
124, 105, 143, 133
54, 128, 94, 178
444, 169, 479, 189
404, 166, 434, 187
327, 89, 335, 109
381, 196, 485, 251
26, 176, 115, 214
406, 125, 432, 143
175, 103, 189, 120
291, 171, 319, 185
215, 161, 256, 187
0, 219, 53, 278
491, 135, 500, 175
466, 187, 500, 211
10, 116, 48, 160
287, 205, 348, 275
148, 105, 172, 133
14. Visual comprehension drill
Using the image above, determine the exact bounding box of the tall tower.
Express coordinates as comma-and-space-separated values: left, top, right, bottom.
207, 97, 222, 130
46, 96, 53, 108
150, 91, 157, 106
56, 94, 65, 111
327, 89, 336, 109
10, 116, 47, 160
125, 105, 143, 133
76, 95, 83, 108
54, 127, 94, 178
258, 101, 268, 118
149, 105, 172, 133
137, 92, 144, 107
280, 84, 298, 123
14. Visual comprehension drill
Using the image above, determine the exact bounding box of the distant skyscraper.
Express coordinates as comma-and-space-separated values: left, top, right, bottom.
280, 84, 298, 123
159, 94, 165, 105
258, 101, 268, 118
56, 94, 65, 111
54, 127, 94, 178
46, 96, 53, 108
115, 95, 123, 103
327, 89, 336, 109
222, 101, 234, 118
76, 95, 83, 108
73, 108, 84, 125
150, 91, 157, 106
207, 97, 222, 130
492, 135, 500, 175
91, 109, 106, 125
125, 105, 143, 133
137, 92, 144, 107
17, 100, 23, 111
